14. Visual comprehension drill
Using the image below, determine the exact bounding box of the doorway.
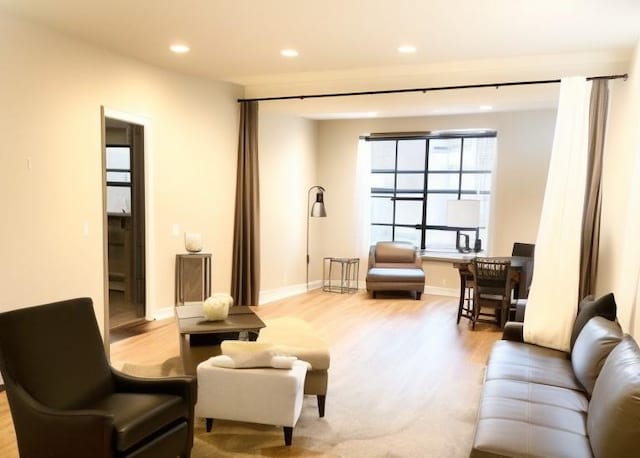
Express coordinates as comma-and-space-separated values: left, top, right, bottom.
104, 117, 146, 329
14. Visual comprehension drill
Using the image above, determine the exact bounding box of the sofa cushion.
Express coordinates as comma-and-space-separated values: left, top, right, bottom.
485, 340, 583, 391
587, 336, 640, 458
366, 267, 425, 283
571, 316, 623, 396
471, 418, 593, 458
482, 379, 588, 412
478, 397, 587, 435
570, 293, 617, 350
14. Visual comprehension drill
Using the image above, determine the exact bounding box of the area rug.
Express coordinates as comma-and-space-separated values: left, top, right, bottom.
119, 351, 485, 457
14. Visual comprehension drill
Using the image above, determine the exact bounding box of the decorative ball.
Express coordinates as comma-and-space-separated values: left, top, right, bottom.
203, 293, 234, 321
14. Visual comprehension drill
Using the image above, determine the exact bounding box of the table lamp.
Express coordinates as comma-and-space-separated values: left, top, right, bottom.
447, 199, 480, 253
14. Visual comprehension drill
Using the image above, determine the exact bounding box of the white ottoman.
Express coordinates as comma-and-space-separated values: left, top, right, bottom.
195, 357, 308, 446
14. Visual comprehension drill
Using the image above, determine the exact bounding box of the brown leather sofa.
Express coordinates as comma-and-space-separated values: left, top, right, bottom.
366, 241, 425, 299
471, 293, 640, 457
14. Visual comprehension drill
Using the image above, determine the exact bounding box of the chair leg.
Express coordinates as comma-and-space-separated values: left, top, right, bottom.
205, 418, 213, 432
317, 394, 326, 417
416, 291, 422, 300
283, 426, 293, 446
372, 291, 377, 299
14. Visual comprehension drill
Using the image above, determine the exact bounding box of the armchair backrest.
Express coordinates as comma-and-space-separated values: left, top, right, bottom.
0, 298, 114, 410
369, 241, 421, 269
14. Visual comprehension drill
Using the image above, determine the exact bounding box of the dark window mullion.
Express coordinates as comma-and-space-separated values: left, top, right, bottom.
421, 139, 429, 250
457, 137, 464, 199
392, 140, 399, 241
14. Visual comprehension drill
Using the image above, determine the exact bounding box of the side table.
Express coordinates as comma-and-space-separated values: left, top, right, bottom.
322, 257, 359, 293
175, 253, 212, 305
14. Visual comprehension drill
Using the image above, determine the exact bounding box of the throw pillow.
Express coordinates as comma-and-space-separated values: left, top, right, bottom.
570, 293, 617, 350
571, 316, 623, 395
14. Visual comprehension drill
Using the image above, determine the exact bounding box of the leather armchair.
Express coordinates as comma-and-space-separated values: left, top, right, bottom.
0, 297, 196, 458
365, 241, 425, 299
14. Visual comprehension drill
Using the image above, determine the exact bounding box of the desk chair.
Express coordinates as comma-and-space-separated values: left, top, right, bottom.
511, 242, 535, 258
0, 298, 196, 458
472, 257, 513, 329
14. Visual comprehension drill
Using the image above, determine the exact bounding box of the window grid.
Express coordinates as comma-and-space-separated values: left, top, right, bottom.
369, 133, 495, 250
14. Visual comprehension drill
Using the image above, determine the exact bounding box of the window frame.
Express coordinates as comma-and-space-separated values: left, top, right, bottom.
367, 131, 496, 251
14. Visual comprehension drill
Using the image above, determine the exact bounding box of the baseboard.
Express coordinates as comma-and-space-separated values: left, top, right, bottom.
152, 306, 176, 321
259, 281, 322, 305
424, 285, 458, 297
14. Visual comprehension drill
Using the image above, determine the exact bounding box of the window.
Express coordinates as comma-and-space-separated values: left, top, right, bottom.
368, 132, 496, 251
106, 145, 132, 214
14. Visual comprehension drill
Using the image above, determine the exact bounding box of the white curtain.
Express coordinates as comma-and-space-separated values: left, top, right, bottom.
524, 77, 592, 351
354, 139, 372, 284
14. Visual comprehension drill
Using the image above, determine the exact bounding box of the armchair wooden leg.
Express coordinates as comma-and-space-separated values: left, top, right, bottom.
205, 418, 213, 432
283, 426, 293, 446
317, 394, 326, 417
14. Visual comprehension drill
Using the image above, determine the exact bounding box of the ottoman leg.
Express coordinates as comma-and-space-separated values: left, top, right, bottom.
317, 394, 326, 417
284, 426, 293, 446
205, 418, 213, 432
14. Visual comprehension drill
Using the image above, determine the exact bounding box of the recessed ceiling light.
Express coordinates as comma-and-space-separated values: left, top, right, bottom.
170, 44, 190, 54
280, 49, 299, 57
398, 45, 416, 54
479, 105, 493, 111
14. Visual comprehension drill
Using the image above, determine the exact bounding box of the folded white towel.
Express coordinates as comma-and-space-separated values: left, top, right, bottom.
207, 354, 310, 370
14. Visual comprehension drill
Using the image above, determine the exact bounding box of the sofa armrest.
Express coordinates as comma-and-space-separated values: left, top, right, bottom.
502, 322, 525, 342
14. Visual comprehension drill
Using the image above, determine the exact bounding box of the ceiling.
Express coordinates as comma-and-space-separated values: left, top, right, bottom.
2, 0, 639, 118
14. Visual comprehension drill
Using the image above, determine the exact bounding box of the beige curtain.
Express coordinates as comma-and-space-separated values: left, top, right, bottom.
579, 79, 609, 299
231, 101, 260, 305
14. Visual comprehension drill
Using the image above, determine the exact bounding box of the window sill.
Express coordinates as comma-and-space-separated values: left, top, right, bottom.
420, 250, 485, 263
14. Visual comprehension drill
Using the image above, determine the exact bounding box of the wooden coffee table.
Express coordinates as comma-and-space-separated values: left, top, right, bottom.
175, 304, 265, 375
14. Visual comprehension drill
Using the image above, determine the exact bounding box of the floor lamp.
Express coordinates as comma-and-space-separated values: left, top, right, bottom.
307, 186, 327, 290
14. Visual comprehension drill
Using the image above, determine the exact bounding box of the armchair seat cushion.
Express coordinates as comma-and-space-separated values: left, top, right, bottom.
366, 267, 425, 283
86, 392, 186, 451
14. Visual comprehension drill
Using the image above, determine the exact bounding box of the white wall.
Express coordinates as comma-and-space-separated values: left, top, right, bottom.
0, 12, 241, 330
259, 112, 318, 300
597, 37, 640, 337
316, 110, 557, 292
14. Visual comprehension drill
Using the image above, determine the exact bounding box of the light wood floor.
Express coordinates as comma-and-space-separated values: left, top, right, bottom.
0, 290, 501, 457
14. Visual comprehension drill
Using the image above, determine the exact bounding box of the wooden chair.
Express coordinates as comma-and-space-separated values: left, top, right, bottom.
471, 257, 512, 329
456, 269, 475, 324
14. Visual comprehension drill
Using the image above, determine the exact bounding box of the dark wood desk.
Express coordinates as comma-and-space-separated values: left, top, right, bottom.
453, 256, 533, 327
175, 304, 265, 374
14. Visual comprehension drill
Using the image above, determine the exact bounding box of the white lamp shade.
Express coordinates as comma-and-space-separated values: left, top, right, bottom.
447, 200, 480, 228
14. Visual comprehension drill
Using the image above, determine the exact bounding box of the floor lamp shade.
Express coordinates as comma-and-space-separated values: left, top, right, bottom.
307, 186, 327, 289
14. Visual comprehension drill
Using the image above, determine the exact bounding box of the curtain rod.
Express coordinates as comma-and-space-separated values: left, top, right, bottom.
237, 73, 628, 103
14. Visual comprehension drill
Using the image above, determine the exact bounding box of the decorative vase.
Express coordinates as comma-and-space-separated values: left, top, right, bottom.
202, 293, 234, 321
185, 233, 203, 253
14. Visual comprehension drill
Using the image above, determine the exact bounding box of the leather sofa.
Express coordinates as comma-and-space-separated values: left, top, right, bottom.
366, 241, 425, 299
471, 293, 640, 457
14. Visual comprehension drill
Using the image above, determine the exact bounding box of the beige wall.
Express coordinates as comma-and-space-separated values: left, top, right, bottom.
259, 112, 318, 295
316, 110, 557, 292
0, 12, 241, 330
597, 37, 640, 337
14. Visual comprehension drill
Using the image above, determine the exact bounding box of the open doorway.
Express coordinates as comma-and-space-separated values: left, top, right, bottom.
104, 117, 146, 329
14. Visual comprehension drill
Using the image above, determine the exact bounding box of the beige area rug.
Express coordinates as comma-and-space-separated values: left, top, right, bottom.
120, 333, 485, 457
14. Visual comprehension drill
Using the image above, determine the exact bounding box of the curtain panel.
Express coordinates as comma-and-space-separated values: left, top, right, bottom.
579, 80, 609, 299
231, 101, 260, 305
524, 77, 591, 351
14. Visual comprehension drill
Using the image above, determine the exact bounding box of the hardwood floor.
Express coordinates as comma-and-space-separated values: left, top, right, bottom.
0, 290, 501, 457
